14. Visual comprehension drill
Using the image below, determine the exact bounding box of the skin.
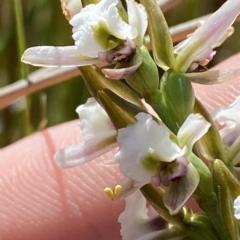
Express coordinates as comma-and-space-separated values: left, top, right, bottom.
1, 53, 240, 239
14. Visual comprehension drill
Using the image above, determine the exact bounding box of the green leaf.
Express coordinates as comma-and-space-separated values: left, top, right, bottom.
140, 0, 176, 70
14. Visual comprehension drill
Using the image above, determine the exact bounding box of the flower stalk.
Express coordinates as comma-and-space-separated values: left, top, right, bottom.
20, 0, 240, 239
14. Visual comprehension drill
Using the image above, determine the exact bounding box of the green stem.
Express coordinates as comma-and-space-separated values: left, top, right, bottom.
13, 0, 33, 135
13, 0, 28, 79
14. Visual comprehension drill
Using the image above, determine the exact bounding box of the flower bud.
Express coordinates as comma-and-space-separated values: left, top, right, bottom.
140, 0, 176, 70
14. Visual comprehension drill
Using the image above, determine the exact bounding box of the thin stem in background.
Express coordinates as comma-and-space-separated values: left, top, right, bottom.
13, 0, 33, 135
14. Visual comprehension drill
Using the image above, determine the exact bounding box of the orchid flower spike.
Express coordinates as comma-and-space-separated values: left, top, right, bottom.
54, 98, 118, 168
21, 0, 147, 68
115, 112, 210, 214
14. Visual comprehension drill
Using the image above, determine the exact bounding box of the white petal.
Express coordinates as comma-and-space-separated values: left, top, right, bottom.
102, 0, 137, 40
185, 68, 240, 84
234, 195, 240, 219
54, 132, 118, 168
126, 0, 148, 46
119, 190, 149, 240
21, 46, 99, 67
76, 98, 115, 140
70, 3, 105, 57
177, 113, 210, 152
71, 0, 137, 57
115, 113, 185, 184
176, 0, 240, 72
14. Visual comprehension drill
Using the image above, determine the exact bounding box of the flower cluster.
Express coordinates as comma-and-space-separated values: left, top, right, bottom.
22, 0, 240, 239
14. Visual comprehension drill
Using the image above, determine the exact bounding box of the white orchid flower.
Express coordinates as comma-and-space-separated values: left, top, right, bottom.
119, 190, 184, 240
54, 98, 118, 168
212, 96, 240, 167
21, 0, 147, 68
115, 112, 209, 185
60, 0, 83, 21
115, 112, 210, 214
175, 0, 240, 72
173, 0, 240, 84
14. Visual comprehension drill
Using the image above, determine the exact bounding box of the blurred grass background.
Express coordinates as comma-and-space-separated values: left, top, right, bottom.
0, 0, 240, 148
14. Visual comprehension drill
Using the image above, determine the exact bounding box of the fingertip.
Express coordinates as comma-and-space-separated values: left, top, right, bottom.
0, 121, 123, 240
193, 52, 240, 110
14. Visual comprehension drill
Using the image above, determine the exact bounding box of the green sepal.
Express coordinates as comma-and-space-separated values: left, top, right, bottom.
125, 45, 159, 95
79, 65, 146, 110
140, 0, 176, 70
193, 98, 226, 163
97, 89, 147, 129
185, 214, 219, 240
141, 184, 185, 231
163, 163, 200, 215
213, 160, 240, 240
160, 71, 195, 126
214, 159, 240, 201
189, 153, 213, 196
195, 192, 232, 240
